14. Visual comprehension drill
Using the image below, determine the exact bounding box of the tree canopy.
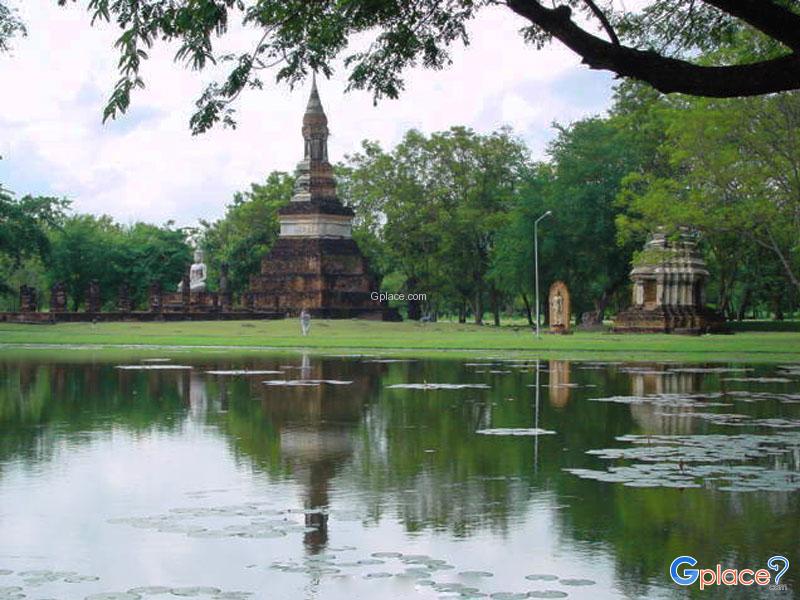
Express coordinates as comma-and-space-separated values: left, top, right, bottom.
2, 1, 798, 132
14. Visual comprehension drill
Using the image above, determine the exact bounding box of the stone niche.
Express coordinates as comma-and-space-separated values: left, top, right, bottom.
548, 281, 571, 334
614, 228, 726, 334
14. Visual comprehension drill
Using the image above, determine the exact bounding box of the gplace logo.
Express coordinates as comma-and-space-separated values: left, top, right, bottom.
670, 555, 790, 590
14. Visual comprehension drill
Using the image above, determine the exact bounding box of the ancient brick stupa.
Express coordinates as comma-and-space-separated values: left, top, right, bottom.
614, 228, 725, 334
248, 77, 399, 320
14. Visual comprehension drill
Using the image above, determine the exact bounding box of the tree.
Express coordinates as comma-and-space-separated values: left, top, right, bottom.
47, 214, 120, 310
0, 3, 24, 53
117, 222, 193, 307
488, 166, 553, 325
546, 116, 654, 320
336, 142, 398, 288
46, 215, 191, 310
426, 127, 530, 325
338, 131, 449, 320
339, 127, 530, 323
618, 91, 800, 300
4, 0, 789, 133
200, 171, 293, 294
0, 186, 68, 297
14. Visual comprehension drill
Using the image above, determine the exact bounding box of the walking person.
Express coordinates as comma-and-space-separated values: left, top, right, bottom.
300, 308, 311, 336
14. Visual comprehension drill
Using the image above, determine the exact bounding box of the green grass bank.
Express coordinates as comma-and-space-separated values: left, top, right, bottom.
0, 320, 799, 362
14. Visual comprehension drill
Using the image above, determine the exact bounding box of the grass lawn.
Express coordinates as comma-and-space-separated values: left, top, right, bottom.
0, 319, 799, 362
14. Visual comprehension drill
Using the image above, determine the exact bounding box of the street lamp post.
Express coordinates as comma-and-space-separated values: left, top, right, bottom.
534, 210, 552, 338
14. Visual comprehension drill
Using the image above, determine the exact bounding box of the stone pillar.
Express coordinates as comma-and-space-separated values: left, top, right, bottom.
86, 279, 101, 313
117, 283, 132, 313
19, 285, 38, 312
148, 282, 162, 312
50, 282, 67, 313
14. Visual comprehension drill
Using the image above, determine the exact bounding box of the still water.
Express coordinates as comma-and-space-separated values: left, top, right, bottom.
0, 352, 798, 600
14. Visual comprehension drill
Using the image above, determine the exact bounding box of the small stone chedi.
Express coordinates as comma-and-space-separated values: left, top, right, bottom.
614, 228, 725, 333
548, 281, 571, 334
50, 282, 68, 313
86, 279, 102, 313
117, 283, 133, 313
19, 285, 38, 313
248, 77, 398, 320
178, 249, 208, 292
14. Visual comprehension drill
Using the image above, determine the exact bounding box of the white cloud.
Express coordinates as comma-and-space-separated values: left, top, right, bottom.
0, 3, 615, 226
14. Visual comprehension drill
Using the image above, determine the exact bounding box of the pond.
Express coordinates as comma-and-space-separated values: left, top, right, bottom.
0, 351, 797, 599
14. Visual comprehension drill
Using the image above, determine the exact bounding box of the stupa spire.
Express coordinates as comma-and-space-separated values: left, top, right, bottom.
305, 72, 324, 115
302, 72, 329, 162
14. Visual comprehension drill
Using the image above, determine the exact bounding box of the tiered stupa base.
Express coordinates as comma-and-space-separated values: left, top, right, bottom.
613, 306, 727, 334
248, 238, 400, 320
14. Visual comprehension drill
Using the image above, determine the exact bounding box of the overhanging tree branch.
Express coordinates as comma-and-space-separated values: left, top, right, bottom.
507, 0, 800, 97
701, 0, 800, 52
582, 0, 619, 45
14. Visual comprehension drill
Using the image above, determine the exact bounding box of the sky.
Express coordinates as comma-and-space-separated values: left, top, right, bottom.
0, 2, 616, 227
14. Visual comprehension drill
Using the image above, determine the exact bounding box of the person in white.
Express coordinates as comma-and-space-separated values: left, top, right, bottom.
300, 308, 311, 336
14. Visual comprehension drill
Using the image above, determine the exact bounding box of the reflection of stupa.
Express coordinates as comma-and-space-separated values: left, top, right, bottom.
227, 356, 379, 554
247, 78, 399, 320
629, 366, 700, 435
614, 229, 725, 333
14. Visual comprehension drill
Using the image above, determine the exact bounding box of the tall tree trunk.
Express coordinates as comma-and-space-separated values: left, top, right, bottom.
407, 300, 421, 321
473, 291, 483, 325
593, 281, 622, 323
773, 294, 785, 321
765, 229, 800, 294
491, 287, 500, 326
737, 287, 752, 321
717, 277, 731, 317
593, 292, 610, 323
521, 292, 533, 326
406, 277, 421, 320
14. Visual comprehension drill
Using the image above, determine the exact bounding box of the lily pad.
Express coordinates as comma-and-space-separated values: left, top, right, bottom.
566, 432, 800, 491
559, 578, 596, 586
115, 365, 192, 370
170, 587, 222, 597
387, 383, 490, 390
205, 370, 283, 376
476, 429, 556, 436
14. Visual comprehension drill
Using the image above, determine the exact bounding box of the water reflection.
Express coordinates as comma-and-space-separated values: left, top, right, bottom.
548, 360, 571, 408
0, 354, 797, 599
628, 365, 701, 435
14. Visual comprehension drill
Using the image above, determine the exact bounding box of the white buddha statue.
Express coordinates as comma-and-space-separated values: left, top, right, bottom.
178, 249, 208, 292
